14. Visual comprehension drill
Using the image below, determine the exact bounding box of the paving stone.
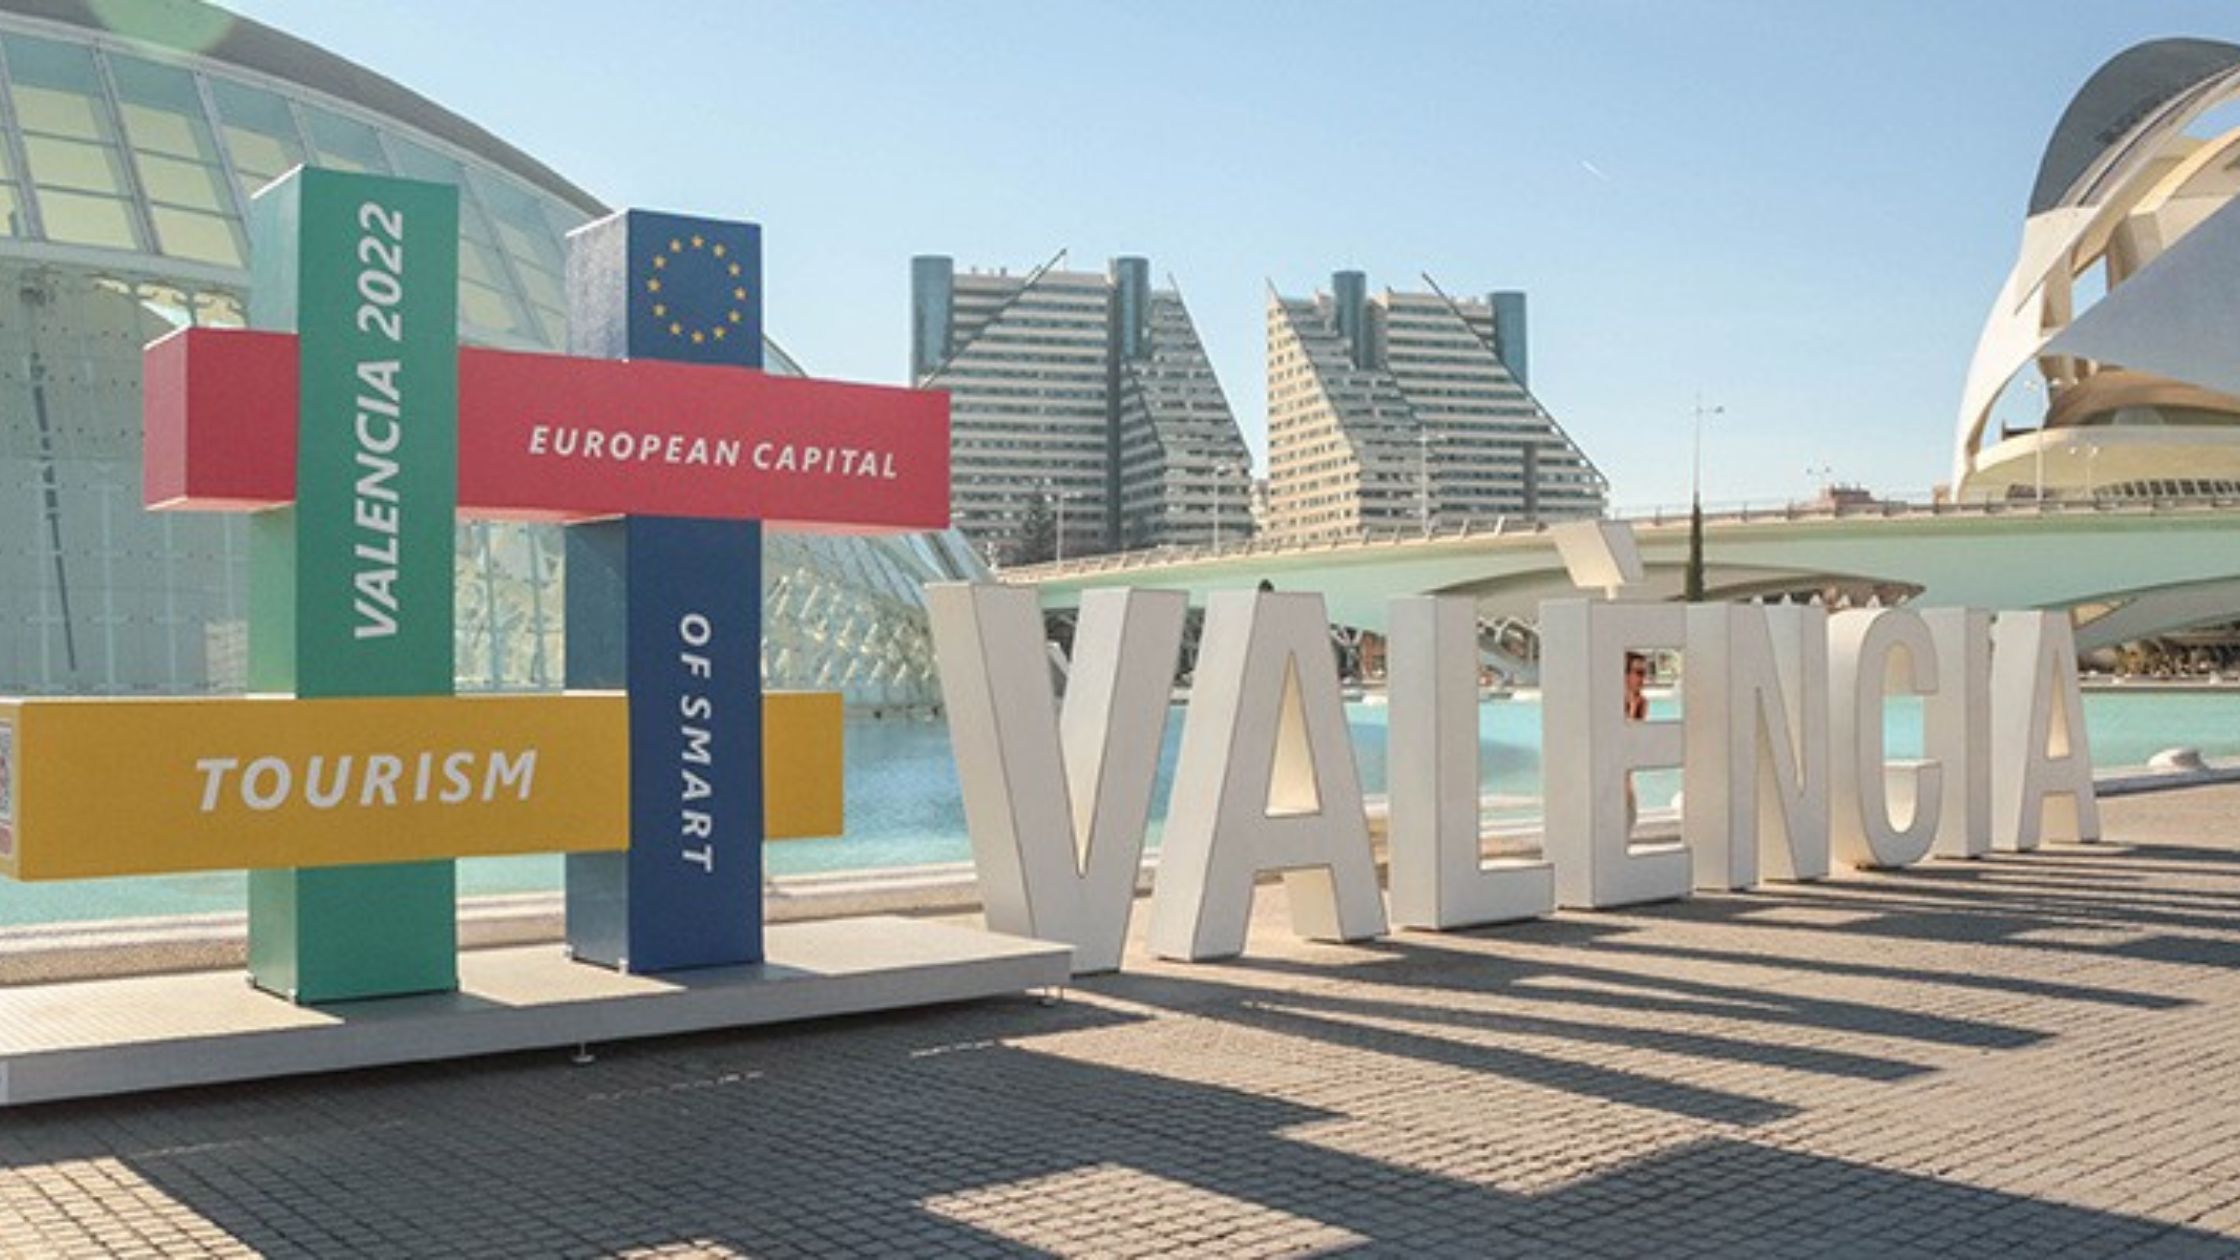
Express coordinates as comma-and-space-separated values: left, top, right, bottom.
3, 790, 2240, 1254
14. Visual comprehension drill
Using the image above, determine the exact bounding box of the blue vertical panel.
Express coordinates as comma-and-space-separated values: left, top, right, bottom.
628, 517, 762, 968
564, 208, 768, 972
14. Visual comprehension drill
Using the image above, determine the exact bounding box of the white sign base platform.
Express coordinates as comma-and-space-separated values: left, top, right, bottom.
0, 917, 1069, 1106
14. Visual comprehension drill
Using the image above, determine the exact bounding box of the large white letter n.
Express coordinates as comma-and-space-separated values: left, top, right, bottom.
928, 584, 1186, 974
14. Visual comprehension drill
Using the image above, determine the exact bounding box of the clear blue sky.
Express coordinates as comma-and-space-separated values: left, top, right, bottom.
225, 0, 2240, 511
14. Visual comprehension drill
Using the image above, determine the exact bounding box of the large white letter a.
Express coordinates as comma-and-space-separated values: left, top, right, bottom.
1148, 591, 1388, 961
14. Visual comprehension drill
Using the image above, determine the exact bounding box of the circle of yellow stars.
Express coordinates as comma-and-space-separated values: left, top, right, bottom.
645, 232, 749, 346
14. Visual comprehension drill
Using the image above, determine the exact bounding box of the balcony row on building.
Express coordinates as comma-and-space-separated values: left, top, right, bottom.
913, 257, 1611, 567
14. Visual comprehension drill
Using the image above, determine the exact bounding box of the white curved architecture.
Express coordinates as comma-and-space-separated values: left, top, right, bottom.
1011, 499, 2240, 659
1956, 39, 2240, 503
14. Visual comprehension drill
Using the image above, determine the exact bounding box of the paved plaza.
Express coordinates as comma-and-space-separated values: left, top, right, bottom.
6, 788, 2240, 1257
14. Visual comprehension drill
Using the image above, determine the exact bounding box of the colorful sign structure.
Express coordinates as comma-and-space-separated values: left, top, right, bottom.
0, 167, 956, 1003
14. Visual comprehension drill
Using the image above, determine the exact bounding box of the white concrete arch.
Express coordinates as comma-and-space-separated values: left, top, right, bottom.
1015, 503, 2240, 658
1956, 39, 2240, 502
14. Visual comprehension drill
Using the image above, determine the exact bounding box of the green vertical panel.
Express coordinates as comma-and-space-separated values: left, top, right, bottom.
293, 169, 458, 689
244, 166, 461, 1003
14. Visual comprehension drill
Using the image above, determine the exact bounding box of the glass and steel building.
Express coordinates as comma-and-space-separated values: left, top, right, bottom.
1264, 271, 1607, 541
0, 0, 974, 708
912, 253, 1256, 563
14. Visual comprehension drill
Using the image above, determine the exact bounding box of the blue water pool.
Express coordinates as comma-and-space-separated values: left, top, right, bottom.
3, 689, 2233, 928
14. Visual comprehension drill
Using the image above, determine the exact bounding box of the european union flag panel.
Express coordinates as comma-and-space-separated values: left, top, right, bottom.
566, 208, 763, 369
566, 517, 764, 972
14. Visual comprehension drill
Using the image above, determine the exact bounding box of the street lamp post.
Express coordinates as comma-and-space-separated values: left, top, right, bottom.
1687, 395, 1724, 602
1691, 394, 1724, 508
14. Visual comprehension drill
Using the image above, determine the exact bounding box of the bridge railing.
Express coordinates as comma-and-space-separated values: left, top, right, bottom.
997, 486, 2240, 583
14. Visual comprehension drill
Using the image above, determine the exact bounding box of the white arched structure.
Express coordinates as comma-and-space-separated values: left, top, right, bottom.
1012, 502, 2240, 661
1956, 39, 2240, 504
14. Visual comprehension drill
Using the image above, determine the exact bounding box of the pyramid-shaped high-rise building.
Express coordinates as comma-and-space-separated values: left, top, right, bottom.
913, 255, 1256, 564
1265, 272, 1606, 541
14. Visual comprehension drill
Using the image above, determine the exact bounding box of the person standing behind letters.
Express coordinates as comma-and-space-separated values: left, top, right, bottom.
1623, 652, 1649, 834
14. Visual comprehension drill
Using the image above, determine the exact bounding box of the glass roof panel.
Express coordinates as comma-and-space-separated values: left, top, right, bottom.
385, 134, 461, 185
207, 76, 303, 188
35, 186, 136, 248
460, 277, 520, 334
301, 105, 387, 173
114, 101, 202, 160
107, 55, 219, 163
469, 167, 568, 273
222, 141, 290, 193
459, 237, 503, 286
0, 185, 24, 237
516, 263, 561, 309
22, 133, 126, 193
134, 151, 226, 211
2, 34, 110, 141
149, 204, 242, 266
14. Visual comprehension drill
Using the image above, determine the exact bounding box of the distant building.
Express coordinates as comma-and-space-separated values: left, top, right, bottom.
1264, 271, 1606, 541
913, 255, 1255, 563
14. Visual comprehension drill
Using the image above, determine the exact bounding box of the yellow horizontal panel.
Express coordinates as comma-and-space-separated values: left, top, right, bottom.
4, 694, 628, 880
763, 691, 843, 840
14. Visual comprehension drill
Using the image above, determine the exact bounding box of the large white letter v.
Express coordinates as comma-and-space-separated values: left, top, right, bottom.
929, 584, 1186, 973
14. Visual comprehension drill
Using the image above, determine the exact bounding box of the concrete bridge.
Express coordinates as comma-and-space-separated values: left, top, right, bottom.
1002, 495, 2240, 655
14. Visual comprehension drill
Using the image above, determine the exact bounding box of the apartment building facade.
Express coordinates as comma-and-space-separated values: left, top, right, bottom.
1266, 271, 1606, 541
913, 255, 1255, 563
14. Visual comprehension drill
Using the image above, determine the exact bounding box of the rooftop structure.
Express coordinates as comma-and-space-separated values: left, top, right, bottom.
913, 254, 1255, 563
1264, 272, 1605, 542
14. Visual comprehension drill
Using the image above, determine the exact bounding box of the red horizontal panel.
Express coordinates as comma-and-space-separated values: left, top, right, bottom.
457, 344, 950, 530
143, 327, 951, 532
143, 327, 298, 512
